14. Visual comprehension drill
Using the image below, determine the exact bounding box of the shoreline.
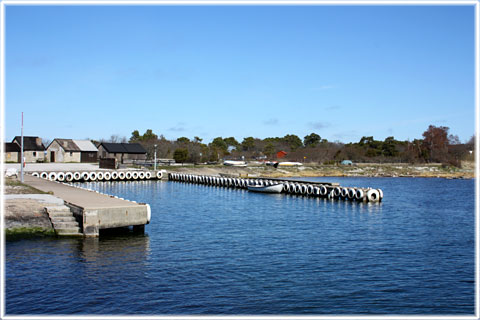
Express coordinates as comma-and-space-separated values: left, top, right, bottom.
4, 163, 474, 240
162, 162, 475, 180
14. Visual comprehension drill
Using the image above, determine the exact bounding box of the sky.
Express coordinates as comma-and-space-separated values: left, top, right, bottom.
4, 3, 476, 145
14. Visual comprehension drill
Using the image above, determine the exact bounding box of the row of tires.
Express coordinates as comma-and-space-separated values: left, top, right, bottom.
31, 170, 164, 182
168, 173, 383, 202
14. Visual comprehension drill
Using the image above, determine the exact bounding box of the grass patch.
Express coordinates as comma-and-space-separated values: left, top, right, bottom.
6, 227, 56, 241
5, 178, 49, 194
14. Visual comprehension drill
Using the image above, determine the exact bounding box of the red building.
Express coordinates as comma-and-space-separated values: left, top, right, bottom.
276, 151, 287, 159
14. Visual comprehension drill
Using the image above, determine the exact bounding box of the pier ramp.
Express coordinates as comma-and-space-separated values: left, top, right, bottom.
21, 175, 150, 236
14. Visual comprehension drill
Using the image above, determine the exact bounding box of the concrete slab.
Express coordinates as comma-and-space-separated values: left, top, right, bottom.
21, 175, 150, 236
5, 162, 101, 173
4, 194, 64, 205
22, 175, 139, 209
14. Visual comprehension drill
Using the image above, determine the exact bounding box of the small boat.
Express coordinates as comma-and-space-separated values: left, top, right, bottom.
247, 183, 284, 193
223, 160, 247, 167
277, 162, 303, 167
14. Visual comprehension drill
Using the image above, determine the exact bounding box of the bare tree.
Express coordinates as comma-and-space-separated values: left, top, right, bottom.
108, 134, 127, 143
42, 137, 52, 148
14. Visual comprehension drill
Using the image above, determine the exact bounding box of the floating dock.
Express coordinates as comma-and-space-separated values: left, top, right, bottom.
167, 173, 383, 202
21, 175, 151, 236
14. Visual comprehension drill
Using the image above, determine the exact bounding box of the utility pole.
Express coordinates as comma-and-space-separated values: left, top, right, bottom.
20, 112, 24, 182
154, 144, 157, 171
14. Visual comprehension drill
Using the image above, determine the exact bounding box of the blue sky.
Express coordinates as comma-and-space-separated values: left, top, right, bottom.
5, 4, 475, 144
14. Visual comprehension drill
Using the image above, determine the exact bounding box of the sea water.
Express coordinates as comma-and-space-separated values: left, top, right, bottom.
5, 177, 475, 315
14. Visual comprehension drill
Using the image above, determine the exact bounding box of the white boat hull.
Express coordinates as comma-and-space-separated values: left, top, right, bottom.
224, 160, 247, 167
247, 184, 284, 193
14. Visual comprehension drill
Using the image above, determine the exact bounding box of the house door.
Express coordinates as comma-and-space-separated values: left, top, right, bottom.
50, 151, 55, 162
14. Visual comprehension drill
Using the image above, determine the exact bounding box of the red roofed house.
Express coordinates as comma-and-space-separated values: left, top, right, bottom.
276, 150, 287, 159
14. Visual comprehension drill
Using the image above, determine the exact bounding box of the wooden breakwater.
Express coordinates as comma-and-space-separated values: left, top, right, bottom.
168, 173, 383, 202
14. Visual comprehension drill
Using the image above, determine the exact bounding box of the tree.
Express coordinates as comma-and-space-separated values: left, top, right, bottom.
263, 143, 275, 158
211, 137, 228, 153
283, 134, 303, 151
173, 148, 188, 163
448, 134, 461, 145
241, 137, 256, 151
382, 136, 399, 157
109, 134, 127, 143
223, 137, 240, 148
466, 135, 475, 151
142, 129, 157, 141
130, 130, 140, 142
358, 136, 374, 146
176, 137, 190, 144
422, 125, 449, 162
42, 138, 52, 148
129, 129, 157, 142
304, 133, 321, 148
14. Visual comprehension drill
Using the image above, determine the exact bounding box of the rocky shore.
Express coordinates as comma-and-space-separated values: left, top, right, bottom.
163, 161, 475, 179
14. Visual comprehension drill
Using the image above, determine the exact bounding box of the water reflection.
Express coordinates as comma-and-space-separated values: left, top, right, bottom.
79, 234, 151, 266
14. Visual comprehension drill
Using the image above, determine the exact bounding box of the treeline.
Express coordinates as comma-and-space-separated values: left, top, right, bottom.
120, 125, 474, 167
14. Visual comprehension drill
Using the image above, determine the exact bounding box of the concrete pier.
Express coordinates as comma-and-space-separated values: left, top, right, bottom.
21, 175, 151, 236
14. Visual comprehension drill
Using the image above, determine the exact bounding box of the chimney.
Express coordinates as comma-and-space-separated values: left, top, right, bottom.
36, 137, 42, 146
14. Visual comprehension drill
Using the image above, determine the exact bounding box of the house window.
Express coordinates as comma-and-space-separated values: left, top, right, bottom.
33, 152, 37, 157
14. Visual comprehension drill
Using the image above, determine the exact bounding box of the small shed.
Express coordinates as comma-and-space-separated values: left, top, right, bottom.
12, 136, 46, 163
97, 143, 147, 164
5, 143, 20, 162
47, 139, 81, 162
276, 151, 287, 159
73, 140, 98, 162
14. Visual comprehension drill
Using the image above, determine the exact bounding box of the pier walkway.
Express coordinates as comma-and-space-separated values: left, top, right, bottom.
21, 175, 150, 236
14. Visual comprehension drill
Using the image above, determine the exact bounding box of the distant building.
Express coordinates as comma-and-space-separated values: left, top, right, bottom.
5, 142, 20, 162
46, 139, 99, 163
73, 140, 98, 162
276, 151, 287, 159
47, 139, 81, 163
12, 136, 46, 163
97, 142, 147, 164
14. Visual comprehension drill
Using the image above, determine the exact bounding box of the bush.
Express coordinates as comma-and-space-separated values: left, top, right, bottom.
173, 148, 188, 163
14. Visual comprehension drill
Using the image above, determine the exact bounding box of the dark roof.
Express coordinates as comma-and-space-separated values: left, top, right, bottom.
12, 136, 45, 151
123, 143, 147, 154
51, 139, 81, 152
100, 143, 146, 154
5, 142, 20, 152
100, 143, 126, 153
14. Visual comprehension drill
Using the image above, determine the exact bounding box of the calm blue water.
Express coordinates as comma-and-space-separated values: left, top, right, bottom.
5, 177, 475, 315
